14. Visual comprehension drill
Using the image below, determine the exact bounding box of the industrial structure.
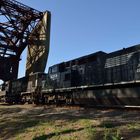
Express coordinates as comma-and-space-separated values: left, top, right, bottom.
0, 0, 51, 81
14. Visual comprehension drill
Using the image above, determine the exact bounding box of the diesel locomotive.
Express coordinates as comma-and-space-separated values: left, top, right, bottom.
1, 44, 140, 107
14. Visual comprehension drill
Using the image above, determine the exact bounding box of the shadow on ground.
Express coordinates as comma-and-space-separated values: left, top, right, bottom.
0, 104, 140, 140
33, 127, 84, 140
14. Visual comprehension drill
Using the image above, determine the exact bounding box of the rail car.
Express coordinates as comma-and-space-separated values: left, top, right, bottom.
0, 45, 140, 107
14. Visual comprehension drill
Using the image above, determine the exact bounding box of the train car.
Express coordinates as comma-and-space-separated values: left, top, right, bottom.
47, 45, 140, 107
5, 72, 48, 104
70, 45, 140, 106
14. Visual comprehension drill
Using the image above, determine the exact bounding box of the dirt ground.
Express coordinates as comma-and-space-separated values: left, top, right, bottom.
0, 104, 140, 140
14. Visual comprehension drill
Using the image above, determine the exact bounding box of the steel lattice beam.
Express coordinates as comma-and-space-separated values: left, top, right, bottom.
0, 0, 44, 81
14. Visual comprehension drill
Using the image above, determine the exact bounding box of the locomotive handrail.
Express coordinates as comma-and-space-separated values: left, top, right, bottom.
41, 80, 140, 95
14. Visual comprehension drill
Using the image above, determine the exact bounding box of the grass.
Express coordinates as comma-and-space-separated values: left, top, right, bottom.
0, 104, 140, 140
101, 121, 115, 128
103, 128, 122, 140
127, 123, 140, 130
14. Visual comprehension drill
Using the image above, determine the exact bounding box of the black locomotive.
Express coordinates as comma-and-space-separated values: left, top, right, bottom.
1, 44, 140, 107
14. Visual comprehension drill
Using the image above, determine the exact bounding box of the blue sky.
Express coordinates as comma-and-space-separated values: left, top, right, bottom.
18, 0, 140, 78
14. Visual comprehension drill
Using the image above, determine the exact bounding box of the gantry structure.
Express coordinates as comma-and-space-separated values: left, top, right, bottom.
0, 0, 43, 81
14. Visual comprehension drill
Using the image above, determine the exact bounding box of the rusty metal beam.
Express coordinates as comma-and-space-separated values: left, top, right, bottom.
0, 0, 45, 81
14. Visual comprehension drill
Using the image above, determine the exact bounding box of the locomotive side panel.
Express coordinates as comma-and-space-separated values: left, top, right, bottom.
72, 85, 140, 106
84, 53, 106, 85
104, 47, 140, 84
5, 77, 28, 103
